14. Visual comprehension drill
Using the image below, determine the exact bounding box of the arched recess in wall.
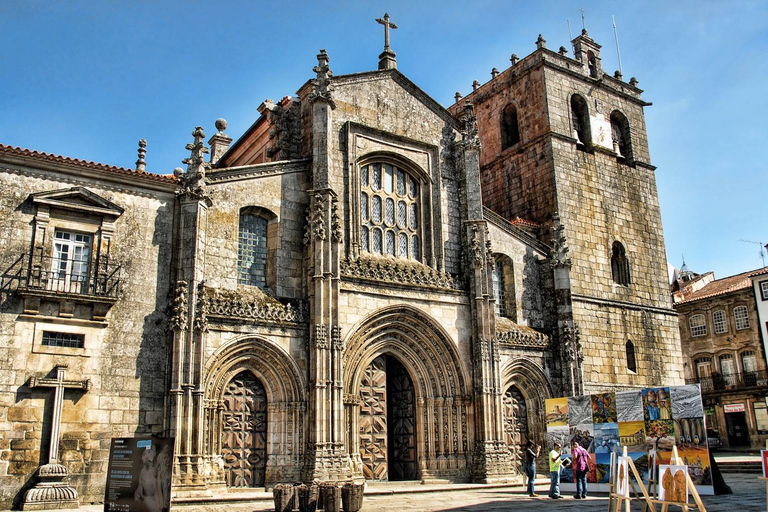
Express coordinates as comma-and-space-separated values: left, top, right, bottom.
570, 94, 591, 149
611, 241, 631, 286
500, 103, 521, 150
203, 336, 306, 487
344, 305, 471, 480
500, 358, 553, 467
626, 340, 637, 373
492, 253, 517, 321
609, 110, 633, 163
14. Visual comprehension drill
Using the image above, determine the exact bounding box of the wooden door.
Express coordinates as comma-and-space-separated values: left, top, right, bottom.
221, 371, 268, 487
359, 355, 389, 480
388, 357, 417, 480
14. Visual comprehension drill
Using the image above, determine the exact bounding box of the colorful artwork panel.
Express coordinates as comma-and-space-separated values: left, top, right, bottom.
642, 387, 672, 421
546, 397, 569, 427
658, 464, 688, 503
593, 422, 620, 454
591, 393, 617, 423
646, 419, 676, 451
547, 426, 571, 454
616, 390, 644, 422
677, 447, 711, 486
570, 424, 594, 452
670, 385, 704, 419
674, 417, 706, 450
618, 421, 646, 452
568, 395, 592, 426
629, 452, 650, 482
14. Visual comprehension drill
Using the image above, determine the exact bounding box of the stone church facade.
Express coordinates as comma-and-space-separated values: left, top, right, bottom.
0, 25, 682, 509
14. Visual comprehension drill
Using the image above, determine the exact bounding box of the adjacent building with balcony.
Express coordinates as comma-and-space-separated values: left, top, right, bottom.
672, 265, 768, 449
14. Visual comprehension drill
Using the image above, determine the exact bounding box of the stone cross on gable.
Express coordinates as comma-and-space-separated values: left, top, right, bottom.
28, 365, 91, 465
375, 13, 398, 70
376, 13, 397, 51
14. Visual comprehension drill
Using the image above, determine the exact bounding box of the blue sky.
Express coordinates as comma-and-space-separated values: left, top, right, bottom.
2, 1, 766, 279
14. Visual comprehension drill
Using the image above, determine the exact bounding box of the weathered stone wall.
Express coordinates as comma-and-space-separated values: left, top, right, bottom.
204, 163, 310, 298
0, 163, 175, 508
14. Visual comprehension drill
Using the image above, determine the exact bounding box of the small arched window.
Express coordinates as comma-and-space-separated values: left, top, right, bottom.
719, 353, 735, 375
610, 111, 632, 161
587, 51, 598, 78
238, 210, 269, 288
501, 104, 520, 150
492, 259, 507, 317
626, 340, 637, 373
570, 94, 590, 148
360, 162, 421, 261
611, 241, 631, 286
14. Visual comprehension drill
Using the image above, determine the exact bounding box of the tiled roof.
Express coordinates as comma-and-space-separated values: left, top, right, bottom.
0, 143, 178, 184
509, 217, 540, 229
677, 267, 768, 304
748, 267, 768, 278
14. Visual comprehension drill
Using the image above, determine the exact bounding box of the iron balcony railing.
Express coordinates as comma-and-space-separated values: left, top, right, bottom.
2, 253, 121, 298
686, 369, 768, 392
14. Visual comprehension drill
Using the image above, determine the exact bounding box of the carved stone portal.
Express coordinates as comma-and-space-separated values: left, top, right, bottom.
221, 371, 267, 487
358, 355, 417, 481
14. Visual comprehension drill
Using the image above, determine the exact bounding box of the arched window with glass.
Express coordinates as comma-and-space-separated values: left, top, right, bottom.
360, 162, 422, 261
237, 207, 275, 290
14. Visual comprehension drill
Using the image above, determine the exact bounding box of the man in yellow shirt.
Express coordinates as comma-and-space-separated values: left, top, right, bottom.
548, 442, 570, 499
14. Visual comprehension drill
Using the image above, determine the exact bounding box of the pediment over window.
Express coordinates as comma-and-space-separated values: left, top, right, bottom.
30, 187, 124, 218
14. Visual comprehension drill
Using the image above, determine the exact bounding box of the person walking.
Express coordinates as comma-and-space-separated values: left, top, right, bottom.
570, 440, 590, 499
548, 442, 568, 499
524, 440, 540, 497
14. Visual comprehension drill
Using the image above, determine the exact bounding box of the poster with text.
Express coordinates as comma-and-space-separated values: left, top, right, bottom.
104, 436, 174, 512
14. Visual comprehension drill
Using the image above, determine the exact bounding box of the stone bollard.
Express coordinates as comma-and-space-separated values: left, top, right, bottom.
320, 482, 341, 512
297, 483, 319, 512
341, 481, 365, 512
273, 483, 296, 512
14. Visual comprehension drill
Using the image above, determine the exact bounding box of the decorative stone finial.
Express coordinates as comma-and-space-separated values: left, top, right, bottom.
209, 118, 233, 165
559, 46, 568, 56
454, 92, 462, 104
629, 77, 639, 87
510, 53, 519, 65
536, 34, 546, 49
550, 214, 572, 269
173, 167, 184, 179
179, 127, 212, 203
376, 13, 398, 70
309, 49, 336, 109
135, 139, 147, 172
614, 70, 623, 80
459, 101, 480, 151
491, 68, 499, 79
472, 80, 480, 92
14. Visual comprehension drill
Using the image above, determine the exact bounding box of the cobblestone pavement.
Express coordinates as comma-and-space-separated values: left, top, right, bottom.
16, 473, 765, 512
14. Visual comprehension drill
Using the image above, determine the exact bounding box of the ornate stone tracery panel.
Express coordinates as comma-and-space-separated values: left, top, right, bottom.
221, 371, 267, 487
359, 355, 388, 480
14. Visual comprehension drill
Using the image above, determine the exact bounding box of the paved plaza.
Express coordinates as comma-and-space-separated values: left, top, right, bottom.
13, 473, 765, 512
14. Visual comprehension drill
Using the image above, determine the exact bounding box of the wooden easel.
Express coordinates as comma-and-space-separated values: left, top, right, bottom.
608, 446, 707, 512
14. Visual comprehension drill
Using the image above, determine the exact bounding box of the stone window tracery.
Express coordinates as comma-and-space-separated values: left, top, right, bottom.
238, 213, 268, 288
360, 163, 421, 261
492, 259, 507, 317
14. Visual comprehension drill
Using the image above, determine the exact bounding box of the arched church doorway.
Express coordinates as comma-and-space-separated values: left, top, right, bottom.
359, 354, 417, 481
221, 370, 268, 487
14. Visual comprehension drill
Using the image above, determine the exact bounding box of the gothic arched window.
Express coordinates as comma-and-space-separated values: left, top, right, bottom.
237, 208, 275, 289
501, 104, 520, 150
611, 241, 631, 286
360, 162, 421, 261
587, 51, 598, 78
492, 259, 507, 317
610, 110, 632, 161
626, 340, 637, 373
570, 94, 590, 148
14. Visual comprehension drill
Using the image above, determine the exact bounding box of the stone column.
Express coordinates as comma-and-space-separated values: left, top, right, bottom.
458, 101, 510, 483
169, 127, 213, 492
303, 50, 350, 482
